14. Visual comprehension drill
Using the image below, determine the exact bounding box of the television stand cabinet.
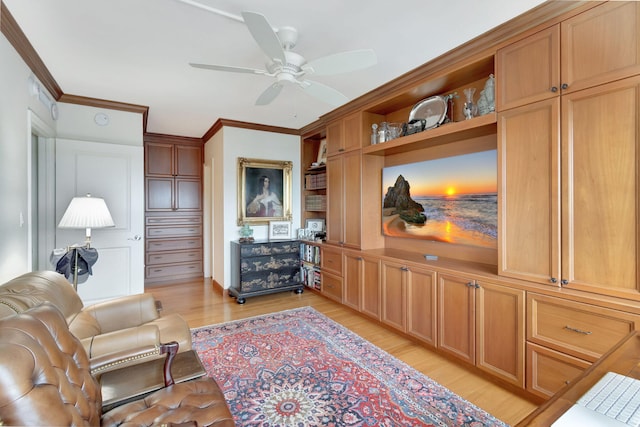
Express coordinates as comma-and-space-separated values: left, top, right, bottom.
229, 239, 303, 304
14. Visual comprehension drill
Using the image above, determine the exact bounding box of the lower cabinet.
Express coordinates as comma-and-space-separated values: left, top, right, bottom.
145, 215, 203, 283
381, 261, 437, 346
438, 272, 526, 387
343, 251, 381, 319
526, 292, 639, 397
321, 246, 343, 303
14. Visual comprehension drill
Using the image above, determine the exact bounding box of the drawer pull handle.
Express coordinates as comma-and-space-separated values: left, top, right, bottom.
564, 325, 592, 335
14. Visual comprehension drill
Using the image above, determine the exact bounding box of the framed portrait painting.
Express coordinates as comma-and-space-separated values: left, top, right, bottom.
238, 158, 292, 225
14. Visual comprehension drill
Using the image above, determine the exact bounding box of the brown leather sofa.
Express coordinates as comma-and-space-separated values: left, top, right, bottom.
0, 270, 192, 359
0, 303, 235, 426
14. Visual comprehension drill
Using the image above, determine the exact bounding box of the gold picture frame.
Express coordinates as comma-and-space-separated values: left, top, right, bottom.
238, 158, 292, 225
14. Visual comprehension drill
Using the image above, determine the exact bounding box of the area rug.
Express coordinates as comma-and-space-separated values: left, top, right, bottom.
191, 306, 507, 427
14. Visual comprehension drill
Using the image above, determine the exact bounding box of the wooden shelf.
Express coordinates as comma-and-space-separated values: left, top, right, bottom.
362, 113, 497, 156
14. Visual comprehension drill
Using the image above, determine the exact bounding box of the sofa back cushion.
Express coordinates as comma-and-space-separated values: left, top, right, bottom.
0, 303, 102, 425
0, 271, 83, 322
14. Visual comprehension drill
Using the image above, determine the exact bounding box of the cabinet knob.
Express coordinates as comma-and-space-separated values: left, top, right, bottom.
400, 266, 409, 271
551, 86, 558, 93
561, 279, 569, 286
550, 277, 557, 283
561, 83, 569, 90
466, 282, 474, 287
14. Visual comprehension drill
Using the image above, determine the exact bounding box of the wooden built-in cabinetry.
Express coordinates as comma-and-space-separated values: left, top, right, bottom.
299, 0, 640, 401
144, 135, 203, 284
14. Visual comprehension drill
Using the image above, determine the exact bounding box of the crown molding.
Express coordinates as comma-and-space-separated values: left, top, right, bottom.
202, 118, 299, 142
143, 132, 203, 146
1, 1, 62, 100
59, 94, 149, 132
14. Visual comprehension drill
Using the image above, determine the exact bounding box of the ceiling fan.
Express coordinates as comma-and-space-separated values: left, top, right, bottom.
177, 0, 377, 106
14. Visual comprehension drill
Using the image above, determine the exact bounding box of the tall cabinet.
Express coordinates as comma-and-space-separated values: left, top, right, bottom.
144, 134, 203, 285
497, 1, 640, 297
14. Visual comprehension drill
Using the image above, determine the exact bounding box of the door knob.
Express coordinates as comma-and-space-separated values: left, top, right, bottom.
127, 235, 142, 241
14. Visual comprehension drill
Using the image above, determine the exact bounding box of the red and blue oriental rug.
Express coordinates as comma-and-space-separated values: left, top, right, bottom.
191, 306, 507, 427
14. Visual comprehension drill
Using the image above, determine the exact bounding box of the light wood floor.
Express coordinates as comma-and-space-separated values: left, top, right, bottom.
146, 278, 540, 425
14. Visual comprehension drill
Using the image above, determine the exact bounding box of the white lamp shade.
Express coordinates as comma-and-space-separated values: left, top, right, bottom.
58, 195, 115, 229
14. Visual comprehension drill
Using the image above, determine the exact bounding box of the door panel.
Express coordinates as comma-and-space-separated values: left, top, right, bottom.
56, 139, 144, 304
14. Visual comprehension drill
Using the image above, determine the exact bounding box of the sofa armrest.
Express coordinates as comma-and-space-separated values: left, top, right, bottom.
79, 293, 160, 334
90, 341, 179, 387
83, 324, 160, 359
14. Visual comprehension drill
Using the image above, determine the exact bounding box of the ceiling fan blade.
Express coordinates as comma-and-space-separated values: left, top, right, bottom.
241, 11, 286, 64
190, 63, 266, 75
304, 49, 377, 76
256, 83, 284, 105
173, 0, 244, 23
301, 80, 349, 106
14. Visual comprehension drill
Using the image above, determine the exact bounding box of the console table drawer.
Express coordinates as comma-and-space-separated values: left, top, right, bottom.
239, 240, 299, 257
146, 249, 202, 265
146, 237, 201, 252
527, 293, 637, 361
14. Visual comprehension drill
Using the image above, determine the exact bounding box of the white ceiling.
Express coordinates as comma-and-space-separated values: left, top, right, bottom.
4, 0, 546, 138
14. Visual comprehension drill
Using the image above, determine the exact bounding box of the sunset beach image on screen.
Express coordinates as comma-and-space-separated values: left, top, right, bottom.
381, 149, 497, 248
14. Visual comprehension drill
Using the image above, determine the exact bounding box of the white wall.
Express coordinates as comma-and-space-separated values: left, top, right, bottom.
0, 34, 57, 282
204, 126, 300, 289
56, 103, 143, 146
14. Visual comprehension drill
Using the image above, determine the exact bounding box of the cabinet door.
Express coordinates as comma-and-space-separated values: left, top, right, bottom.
406, 266, 437, 346
498, 98, 561, 285
381, 261, 406, 331
175, 178, 202, 210
437, 273, 475, 364
476, 281, 525, 387
361, 255, 380, 319
146, 177, 174, 211
342, 112, 362, 152
326, 120, 342, 157
496, 25, 560, 111
561, 76, 640, 295
145, 142, 174, 176
175, 145, 202, 177
342, 150, 361, 248
343, 252, 361, 310
561, 2, 640, 94
326, 155, 343, 245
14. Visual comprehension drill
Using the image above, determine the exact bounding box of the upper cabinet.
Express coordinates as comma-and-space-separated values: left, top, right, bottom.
498, 2, 640, 298
326, 112, 363, 157
497, 2, 640, 112
146, 142, 202, 178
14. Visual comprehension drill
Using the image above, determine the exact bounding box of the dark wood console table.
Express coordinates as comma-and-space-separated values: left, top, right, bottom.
518, 331, 640, 426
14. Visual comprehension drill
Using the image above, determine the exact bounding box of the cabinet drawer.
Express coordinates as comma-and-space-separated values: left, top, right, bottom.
146, 216, 201, 226
240, 253, 299, 273
145, 262, 202, 279
321, 272, 342, 302
321, 248, 342, 275
239, 241, 299, 257
527, 293, 638, 361
146, 249, 202, 265
526, 342, 591, 399
146, 225, 202, 238
146, 237, 201, 252
237, 268, 301, 293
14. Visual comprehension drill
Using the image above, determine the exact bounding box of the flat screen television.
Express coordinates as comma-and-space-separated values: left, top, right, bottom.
382, 149, 497, 249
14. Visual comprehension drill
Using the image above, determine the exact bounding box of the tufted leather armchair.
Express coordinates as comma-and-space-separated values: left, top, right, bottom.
0, 303, 235, 426
0, 271, 192, 361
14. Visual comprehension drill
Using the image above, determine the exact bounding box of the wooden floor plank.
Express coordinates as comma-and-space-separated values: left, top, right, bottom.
146, 278, 539, 425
